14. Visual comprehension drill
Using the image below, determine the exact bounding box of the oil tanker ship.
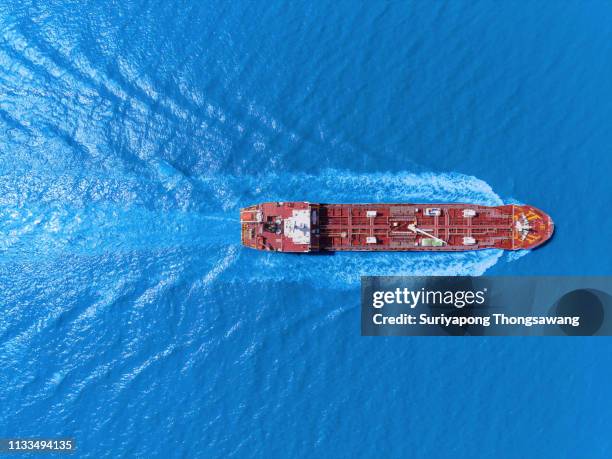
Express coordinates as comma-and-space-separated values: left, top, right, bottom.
240, 202, 553, 252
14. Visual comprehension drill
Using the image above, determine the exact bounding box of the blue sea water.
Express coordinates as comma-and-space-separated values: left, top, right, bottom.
1, 1, 612, 457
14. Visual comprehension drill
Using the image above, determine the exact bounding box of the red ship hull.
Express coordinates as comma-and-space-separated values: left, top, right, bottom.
240, 202, 554, 252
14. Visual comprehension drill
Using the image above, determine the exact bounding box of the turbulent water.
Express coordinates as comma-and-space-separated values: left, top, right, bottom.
2, 1, 612, 458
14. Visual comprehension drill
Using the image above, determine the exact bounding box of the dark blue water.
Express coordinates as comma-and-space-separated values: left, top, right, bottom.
2, 1, 612, 457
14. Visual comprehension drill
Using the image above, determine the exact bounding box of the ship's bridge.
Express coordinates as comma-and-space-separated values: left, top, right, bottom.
283, 208, 311, 245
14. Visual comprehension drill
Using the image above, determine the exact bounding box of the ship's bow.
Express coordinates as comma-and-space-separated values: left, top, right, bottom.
512, 205, 554, 249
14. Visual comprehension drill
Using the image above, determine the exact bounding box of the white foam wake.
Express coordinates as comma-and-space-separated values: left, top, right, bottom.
231, 249, 503, 287
197, 169, 504, 212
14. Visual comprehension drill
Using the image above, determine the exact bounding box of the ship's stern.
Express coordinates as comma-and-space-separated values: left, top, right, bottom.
240, 202, 315, 252
240, 205, 261, 249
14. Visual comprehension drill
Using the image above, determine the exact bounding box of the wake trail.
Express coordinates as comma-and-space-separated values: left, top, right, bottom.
195, 169, 504, 212
0, 169, 524, 284
0, 205, 235, 259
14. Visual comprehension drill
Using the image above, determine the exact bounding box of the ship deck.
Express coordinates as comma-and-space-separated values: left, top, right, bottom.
314, 204, 514, 251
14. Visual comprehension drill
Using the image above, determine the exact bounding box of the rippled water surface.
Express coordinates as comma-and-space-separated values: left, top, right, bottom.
1, 1, 612, 457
